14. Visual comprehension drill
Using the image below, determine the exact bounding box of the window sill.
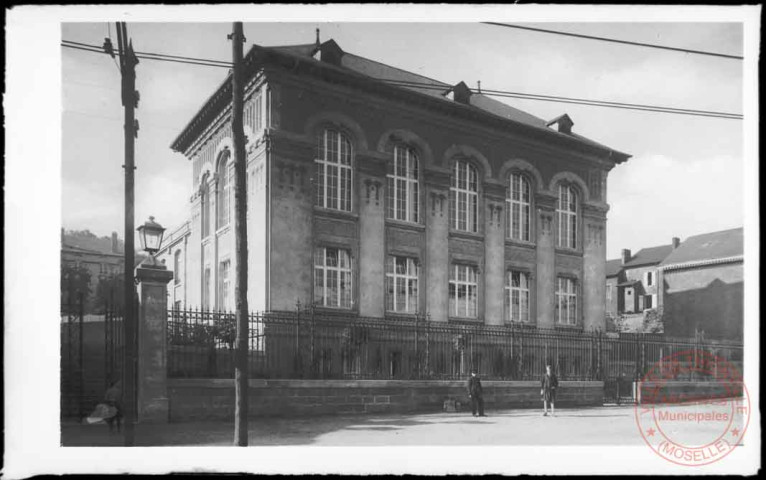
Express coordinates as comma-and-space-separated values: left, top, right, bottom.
313, 206, 358, 221
554, 248, 582, 257
505, 239, 536, 249
384, 312, 424, 321
311, 305, 357, 316
216, 225, 231, 237
385, 219, 425, 231
449, 230, 484, 242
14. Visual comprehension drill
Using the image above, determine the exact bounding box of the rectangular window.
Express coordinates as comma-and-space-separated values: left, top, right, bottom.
449, 264, 478, 318
254, 93, 263, 132
556, 277, 578, 325
505, 270, 530, 322
645, 271, 654, 287
314, 247, 353, 308
218, 260, 230, 310
385, 256, 419, 313
606, 284, 612, 304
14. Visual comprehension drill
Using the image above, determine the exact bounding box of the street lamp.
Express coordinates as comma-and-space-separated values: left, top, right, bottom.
137, 216, 165, 265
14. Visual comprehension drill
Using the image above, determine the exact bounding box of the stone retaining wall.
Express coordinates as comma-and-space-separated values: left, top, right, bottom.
168, 379, 604, 421
637, 381, 743, 405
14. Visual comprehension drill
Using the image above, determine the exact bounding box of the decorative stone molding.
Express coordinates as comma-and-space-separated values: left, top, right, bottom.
487, 202, 503, 227
539, 210, 554, 236
498, 159, 545, 193
548, 171, 591, 201
376, 128, 435, 167
303, 110, 369, 152
430, 191, 447, 217
586, 223, 605, 247
442, 144, 493, 180
363, 178, 383, 205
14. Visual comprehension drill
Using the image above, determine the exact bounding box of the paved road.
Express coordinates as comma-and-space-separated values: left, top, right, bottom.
61, 404, 746, 447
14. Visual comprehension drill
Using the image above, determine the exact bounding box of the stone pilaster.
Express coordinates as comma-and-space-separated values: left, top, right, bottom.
483, 197, 505, 325
582, 204, 608, 331
425, 167, 450, 321
135, 262, 174, 423
535, 193, 557, 329
359, 173, 385, 317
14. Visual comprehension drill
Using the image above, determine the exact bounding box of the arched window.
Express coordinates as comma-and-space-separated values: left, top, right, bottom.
387, 144, 419, 223
200, 179, 211, 238
315, 129, 353, 211
216, 150, 231, 229
450, 160, 479, 233
556, 183, 578, 249
506, 172, 531, 241
173, 250, 182, 285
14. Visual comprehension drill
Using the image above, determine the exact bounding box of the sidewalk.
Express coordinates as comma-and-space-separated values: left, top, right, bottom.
63, 405, 653, 447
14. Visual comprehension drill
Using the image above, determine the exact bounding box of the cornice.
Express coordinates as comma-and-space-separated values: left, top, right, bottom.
659, 255, 743, 272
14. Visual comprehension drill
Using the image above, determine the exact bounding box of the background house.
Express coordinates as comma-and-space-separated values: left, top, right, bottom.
658, 227, 743, 340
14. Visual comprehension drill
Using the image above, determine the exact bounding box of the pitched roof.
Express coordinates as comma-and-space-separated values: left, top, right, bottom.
660, 228, 743, 267
623, 244, 674, 268
171, 39, 631, 162
605, 259, 623, 277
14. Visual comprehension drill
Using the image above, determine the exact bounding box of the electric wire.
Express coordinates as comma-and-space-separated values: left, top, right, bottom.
482, 22, 744, 60
61, 40, 743, 120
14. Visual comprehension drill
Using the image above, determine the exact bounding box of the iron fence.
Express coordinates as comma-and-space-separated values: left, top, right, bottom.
166, 307, 743, 382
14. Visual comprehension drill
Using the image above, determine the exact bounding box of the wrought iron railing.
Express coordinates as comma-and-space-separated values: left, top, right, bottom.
166, 306, 744, 382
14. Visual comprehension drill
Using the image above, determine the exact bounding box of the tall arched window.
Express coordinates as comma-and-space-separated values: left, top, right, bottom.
387, 145, 419, 223
450, 160, 479, 233
216, 150, 231, 229
200, 178, 210, 238
507, 172, 531, 241
556, 183, 578, 249
315, 129, 353, 211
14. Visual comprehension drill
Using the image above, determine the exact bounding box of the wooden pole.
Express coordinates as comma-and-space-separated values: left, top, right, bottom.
230, 21, 250, 447
117, 21, 139, 447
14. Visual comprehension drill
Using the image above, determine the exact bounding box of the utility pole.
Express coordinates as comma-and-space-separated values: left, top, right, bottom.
229, 21, 250, 447
114, 21, 139, 447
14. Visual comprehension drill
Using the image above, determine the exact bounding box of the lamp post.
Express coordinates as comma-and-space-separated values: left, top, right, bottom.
137, 216, 166, 265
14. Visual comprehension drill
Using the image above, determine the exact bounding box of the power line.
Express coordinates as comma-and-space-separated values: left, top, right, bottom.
380, 79, 742, 120
61, 39, 742, 120
482, 22, 744, 61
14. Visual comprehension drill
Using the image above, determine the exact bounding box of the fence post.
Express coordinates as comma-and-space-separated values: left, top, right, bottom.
134, 260, 173, 423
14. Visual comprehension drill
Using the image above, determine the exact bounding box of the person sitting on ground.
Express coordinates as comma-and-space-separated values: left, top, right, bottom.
104, 380, 123, 433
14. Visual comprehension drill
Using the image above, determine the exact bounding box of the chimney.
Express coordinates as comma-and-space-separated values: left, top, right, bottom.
621, 248, 631, 265
671, 237, 680, 249
111, 232, 119, 254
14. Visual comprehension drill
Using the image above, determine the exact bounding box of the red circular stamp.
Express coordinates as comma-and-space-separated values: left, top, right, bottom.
634, 349, 750, 466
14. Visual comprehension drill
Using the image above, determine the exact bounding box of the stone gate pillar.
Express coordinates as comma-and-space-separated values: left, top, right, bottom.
135, 260, 173, 423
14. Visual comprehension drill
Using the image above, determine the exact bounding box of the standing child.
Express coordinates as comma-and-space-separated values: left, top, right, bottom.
540, 364, 558, 417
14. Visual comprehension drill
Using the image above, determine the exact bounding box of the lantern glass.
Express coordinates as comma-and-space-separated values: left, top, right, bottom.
137, 216, 165, 255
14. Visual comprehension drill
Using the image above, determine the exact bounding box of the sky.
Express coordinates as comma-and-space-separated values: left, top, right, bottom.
61, 21, 745, 259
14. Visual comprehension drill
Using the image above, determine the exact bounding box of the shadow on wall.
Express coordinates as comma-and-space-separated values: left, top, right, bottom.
663, 277, 743, 341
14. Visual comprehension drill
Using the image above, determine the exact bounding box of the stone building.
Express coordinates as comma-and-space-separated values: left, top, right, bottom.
605, 239, 678, 317
61, 229, 124, 310
159, 38, 630, 331
658, 228, 743, 340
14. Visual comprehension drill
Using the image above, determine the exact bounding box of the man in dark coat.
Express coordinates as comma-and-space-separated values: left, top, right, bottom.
541, 364, 559, 417
467, 369, 486, 417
